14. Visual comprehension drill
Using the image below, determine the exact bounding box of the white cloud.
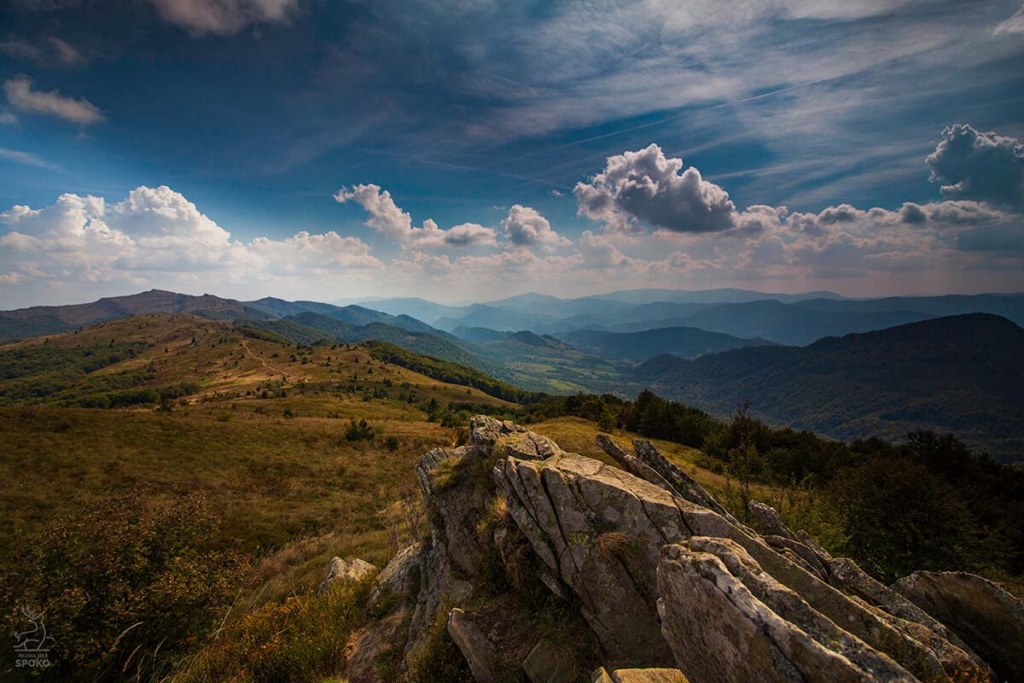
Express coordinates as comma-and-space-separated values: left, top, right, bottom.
501, 204, 570, 248
0, 186, 381, 289
574, 143, 738, 234
4, 75, 103, 124
147, 0, 297, 36
334, 183, 496, 249
926, 124, 1024, 209
0, 111, 16, 125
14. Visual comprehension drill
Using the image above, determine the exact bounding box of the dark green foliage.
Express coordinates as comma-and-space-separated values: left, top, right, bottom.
364, 341, 548, 404
0, 490, 245, 682
0, 341, 149, 403
826, 457, 980, 582
344, 418, 376, 441
636, 313, 1024, 459
563, 325, 774, 362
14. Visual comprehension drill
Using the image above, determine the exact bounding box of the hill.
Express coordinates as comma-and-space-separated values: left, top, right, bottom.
635, 313, 1024, 457
0, 289, 272, 342
673, 299, 936, 345
795, 293, 1024, 326
239, 312, 484, 369
451, 326, 508, 342
560, 326, 775, 362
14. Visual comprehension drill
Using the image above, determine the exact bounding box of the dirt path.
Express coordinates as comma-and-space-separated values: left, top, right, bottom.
241, 339, 297, 380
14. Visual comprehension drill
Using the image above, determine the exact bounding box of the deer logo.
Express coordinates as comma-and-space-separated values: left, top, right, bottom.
14, 605, 55, 653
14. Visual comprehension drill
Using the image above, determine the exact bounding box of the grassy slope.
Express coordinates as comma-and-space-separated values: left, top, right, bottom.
0, 314, 514, 601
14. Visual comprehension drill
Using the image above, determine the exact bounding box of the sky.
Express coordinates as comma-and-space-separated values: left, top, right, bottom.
1, 0, 1023, 307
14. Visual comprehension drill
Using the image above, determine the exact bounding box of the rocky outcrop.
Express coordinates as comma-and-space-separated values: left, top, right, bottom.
894, 571, 1024, 683
318, 557, 376, 595
447, 608, 496, 683
347, 418, 1012, 683
370, 543, 421, 606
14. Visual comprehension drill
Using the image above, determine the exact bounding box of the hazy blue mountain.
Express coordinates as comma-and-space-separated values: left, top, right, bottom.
634, 314, 1024, 458
560, 326, 775, 362
794, 294, 1024, 326
354, 297, 470, 325
675, 300, 936, 345
434, 304, 561, 333
616, 301, 718, 323
482, 292, 638, 319
451, 326, 509, 342
587, 287, 845, 305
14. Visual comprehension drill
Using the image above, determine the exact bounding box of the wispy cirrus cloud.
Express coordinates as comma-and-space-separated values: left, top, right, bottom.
3, 75, 103, 124
0, 147, 62, 171
0, 36, 86, 67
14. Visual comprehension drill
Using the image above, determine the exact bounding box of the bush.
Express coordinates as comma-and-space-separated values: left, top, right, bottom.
0, 490, 246, 682
345, 418, 376, 442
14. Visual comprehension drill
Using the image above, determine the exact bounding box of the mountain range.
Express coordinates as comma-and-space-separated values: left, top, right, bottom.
3, 288, 1023, 458
634, 314, 1024, 457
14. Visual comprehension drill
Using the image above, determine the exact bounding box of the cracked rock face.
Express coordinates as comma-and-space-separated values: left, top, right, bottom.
894, 571, 1024, 683
384, 418, 1010, 683
493, 454, 683, 665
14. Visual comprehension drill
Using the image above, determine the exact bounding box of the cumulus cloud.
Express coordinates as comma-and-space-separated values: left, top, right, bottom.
0, 185, 381, 288
4, 75, 103, 124
501, 204, 570, 248
334, 184, 496, 249
926, 124, 1024, 209
147, 0, 297, 36
574, 143, 738, 234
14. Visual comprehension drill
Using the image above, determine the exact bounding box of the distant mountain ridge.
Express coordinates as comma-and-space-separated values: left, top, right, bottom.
0, 289, 273, 342
634, 313, 1024, 458
560, 326, 775, 362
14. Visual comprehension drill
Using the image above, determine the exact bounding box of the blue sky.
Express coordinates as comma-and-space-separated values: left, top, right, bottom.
1, 0, 1023, 306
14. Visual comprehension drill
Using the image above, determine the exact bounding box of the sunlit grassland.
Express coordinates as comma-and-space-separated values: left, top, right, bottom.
0, 315, 514, 603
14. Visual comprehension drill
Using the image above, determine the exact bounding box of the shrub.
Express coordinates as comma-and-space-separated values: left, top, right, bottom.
344, 419, 376, 442
0, 490, 245, 682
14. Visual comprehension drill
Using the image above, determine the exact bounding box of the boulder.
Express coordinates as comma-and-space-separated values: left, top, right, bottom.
522, 640, 575, 683
370, 543, 421, 606
894, 571, 1024, 683
318, 557, 376, 595
447, 608, 496, 683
